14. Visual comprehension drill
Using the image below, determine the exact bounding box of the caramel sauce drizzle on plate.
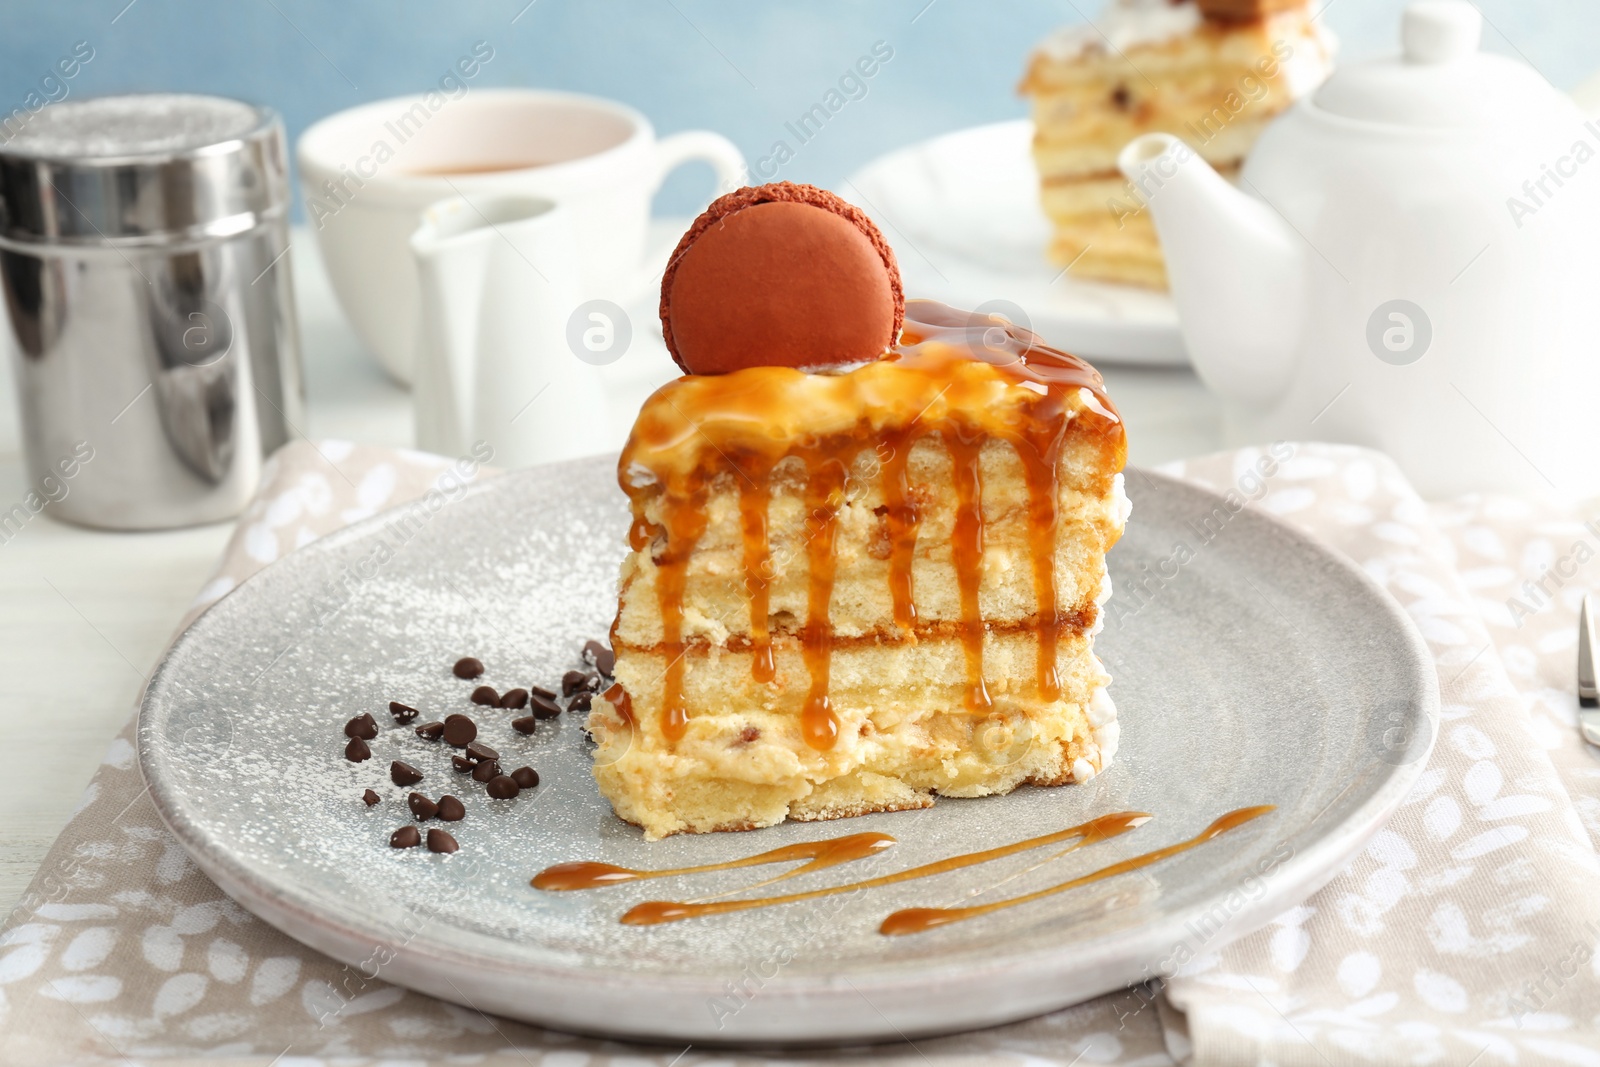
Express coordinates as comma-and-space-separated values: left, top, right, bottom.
531, 806, 1273, 935
536, 810, 1150, 926
532, 830, 894, 891
617, 301, 1124, 748
881, 804, 1275, 935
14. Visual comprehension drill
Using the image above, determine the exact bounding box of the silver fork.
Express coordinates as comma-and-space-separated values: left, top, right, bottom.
1578, 594, 1600, 745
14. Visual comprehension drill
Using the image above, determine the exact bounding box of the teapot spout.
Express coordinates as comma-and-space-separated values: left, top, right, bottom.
1119, 134, 1304, 406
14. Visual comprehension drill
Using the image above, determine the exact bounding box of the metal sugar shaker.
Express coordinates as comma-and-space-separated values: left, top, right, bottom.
0, 92, 304, 529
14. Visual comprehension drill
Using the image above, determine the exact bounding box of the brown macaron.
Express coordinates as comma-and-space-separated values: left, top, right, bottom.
1195, 0, 1304, 19
659, 182, 904, 375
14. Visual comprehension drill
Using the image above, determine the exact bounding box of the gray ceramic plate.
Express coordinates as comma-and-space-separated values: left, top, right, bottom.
139, 458, 1438, 1046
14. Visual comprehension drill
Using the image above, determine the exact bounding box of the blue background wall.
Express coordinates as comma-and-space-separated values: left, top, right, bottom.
4, 0, 1597, 217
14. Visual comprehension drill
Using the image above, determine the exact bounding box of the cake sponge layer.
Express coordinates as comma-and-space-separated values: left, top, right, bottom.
615, 436, 1124, 649
593, 629, 1118, 839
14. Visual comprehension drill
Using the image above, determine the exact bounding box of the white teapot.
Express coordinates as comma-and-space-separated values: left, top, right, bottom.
1120, 0, 1600, 498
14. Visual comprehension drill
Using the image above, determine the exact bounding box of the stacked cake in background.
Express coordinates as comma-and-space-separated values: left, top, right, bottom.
1020, 0, 1335, 288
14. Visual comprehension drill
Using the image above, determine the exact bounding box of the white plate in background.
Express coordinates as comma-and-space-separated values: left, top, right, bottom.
844, 119, 1187, 367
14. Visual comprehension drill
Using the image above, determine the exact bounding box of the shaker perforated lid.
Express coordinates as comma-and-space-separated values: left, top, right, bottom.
1311, 1, 1573, 130
0, 92, 289, 246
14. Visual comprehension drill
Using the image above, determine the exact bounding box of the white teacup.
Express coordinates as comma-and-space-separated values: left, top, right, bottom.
298, 88, 745, 384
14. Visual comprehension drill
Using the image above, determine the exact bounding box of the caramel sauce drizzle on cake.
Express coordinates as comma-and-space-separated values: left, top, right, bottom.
878, 426, 920, 635
947, 430, 992, 712
736, 458, 778, 684
601, 681, 633, 726
617, 300, 1124, 751
796, 443, 856, 749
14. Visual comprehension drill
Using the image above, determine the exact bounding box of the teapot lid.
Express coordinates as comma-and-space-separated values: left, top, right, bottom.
1313, 1, 1566, 129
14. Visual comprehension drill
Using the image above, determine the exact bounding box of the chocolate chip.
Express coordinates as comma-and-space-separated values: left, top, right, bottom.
442, 713, 477, 747
583, 639, 615, 677
471, 759, 501, 783
453, 657, 484, 680
1111, 84, 1133, 111
344, 713, 378, 740
437, 795, 465, 821
471, 685, 500, 706
408, 792, 439, 821
568, 692, 592, 713
416, 721, 445, 741
391, 760, 423, 787
486, 774, 520, 799
531, 685, 557, 700
345, 737, 372, 762
389, 701, 419, 724
465, 741, 499, 763
426, 828, 459, 853
499, 687, 529, 709
561, 670, 591, 696
452, 754, 474, 773
511, 716, 537, 735
390, 826, 420, 848
738, 725, 760, 743
510, 766, 539, 789
531, 694, 561, 720
362, 788, 381, 806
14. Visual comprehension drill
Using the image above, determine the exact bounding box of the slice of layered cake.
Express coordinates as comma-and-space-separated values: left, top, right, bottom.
1020, 0, 1334, 287
592, 183, 1128, 839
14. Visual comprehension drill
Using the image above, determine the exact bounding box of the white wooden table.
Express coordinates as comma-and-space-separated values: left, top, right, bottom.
0, 224, 1223, 916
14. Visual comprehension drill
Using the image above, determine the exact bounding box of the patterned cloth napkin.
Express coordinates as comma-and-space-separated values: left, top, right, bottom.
1155, 448, 1600, 1066
2, 439, 1598, 1067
